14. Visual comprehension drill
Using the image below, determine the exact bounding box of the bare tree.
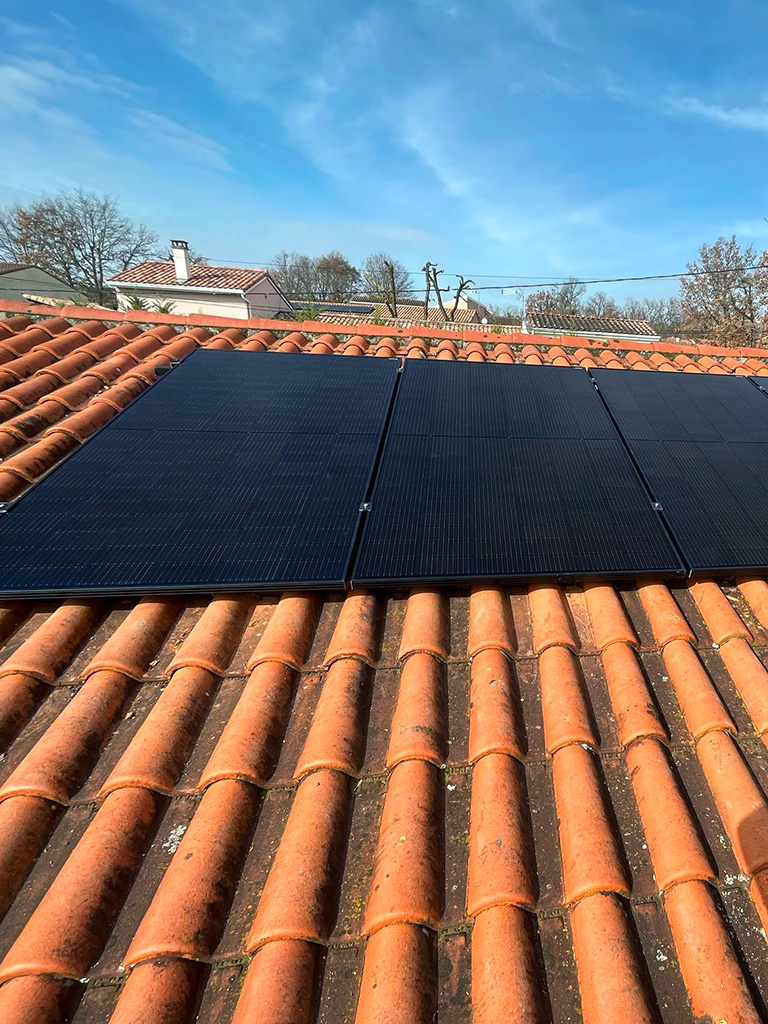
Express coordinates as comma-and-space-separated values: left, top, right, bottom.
679, 236, 768, 346
314, 251, 360, 301
422, 261, 434, 320
0, 188, 158, 306
449, 275, 475, 320
422, 262, 450, 320
528, 278, 587, 314
582, 291, 621, 317
623, 296, 683, 337
271, 250, 359, 301
362, 252, 412, 316
270, 251, 320, 299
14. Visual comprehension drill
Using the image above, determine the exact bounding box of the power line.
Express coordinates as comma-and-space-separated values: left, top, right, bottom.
5, 258, 766, 303
470, 262, 768, 292
203, 256, 768, 293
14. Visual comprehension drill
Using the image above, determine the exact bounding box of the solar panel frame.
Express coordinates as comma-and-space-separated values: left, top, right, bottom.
592, 368, 768, 576
0, 350, 399, 597
352, 360, 685, 585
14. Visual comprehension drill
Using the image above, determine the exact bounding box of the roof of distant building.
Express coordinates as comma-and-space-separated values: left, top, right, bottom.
110, 260, 271, 292
528, 311, 658, 337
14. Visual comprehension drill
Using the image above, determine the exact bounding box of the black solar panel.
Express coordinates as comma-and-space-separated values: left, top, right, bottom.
353, 361, 683, 584
0, 351, 398, 596
593, 369, 768, 574
112, 351, 394, 435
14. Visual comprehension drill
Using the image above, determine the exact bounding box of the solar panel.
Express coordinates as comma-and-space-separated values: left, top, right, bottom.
0, 351, 398, 596
352, 361, 683, 584
593, 369, 768, 574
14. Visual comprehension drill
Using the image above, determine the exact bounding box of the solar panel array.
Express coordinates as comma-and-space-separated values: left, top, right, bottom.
593, 369, 768, 574
3, 348, 768, 596
0, 352, 398, 596
353, 361, 684, 584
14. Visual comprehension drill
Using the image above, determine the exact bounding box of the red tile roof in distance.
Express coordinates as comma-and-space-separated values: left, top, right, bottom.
528, 311, 658, 336
1, 299, 768, 1022
109, 260, 269, 291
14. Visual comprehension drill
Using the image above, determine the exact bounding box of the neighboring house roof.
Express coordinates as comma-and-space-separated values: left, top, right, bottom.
0, 263, 76, 289
528, 311, 658, 337
110, 260, 270, 292
308, 301, 482, 326
1, 305, 768, 1022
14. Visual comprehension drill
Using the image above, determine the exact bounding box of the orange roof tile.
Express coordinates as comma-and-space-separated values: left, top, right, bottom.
0, 302, 768, 1021
109, 260, 269, 292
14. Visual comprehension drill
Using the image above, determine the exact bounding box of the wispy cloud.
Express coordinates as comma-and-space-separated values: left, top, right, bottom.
508, 0, 569, 46
128, 110, 233, 172
666, 95, 768, 133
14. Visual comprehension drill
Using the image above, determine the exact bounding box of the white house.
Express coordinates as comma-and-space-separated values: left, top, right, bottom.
109, 240, 292, 320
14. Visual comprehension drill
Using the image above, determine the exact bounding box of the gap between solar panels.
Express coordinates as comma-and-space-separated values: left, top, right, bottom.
0, 351, 400, 596
352, 359, 685, 585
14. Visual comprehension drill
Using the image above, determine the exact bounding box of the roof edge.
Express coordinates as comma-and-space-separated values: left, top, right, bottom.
0, 297, 764, 359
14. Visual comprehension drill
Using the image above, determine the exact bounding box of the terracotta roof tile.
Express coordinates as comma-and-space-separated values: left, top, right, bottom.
0, 305, 768, 1020
109, 260, 269, 291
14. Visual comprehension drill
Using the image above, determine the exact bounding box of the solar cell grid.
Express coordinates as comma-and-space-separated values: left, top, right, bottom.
0, 351, 398, 595
112, 350, 395, 435
593, 369, 768, 574
353, 360, 684, 584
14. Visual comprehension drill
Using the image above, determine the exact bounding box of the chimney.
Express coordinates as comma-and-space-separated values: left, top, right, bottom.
170, 239, 191, 283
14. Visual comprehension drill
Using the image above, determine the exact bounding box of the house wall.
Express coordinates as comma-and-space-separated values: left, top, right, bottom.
244, 278, 292, 317
115, 288, 250, 319
0, 268, 83, 304
114, 278, 291, 320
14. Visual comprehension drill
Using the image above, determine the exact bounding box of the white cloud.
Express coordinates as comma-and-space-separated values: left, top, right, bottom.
508, 0, 568, 46
127, 110, 233, 172
666, 95, 768, 133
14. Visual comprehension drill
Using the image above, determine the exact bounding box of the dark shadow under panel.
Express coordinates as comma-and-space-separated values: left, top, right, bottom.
353, 434, 684, 585
0, 428, 382, 595
593, 368, 768, 574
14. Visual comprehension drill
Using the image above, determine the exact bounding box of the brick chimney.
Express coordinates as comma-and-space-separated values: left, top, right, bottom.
170, 239, 191, 283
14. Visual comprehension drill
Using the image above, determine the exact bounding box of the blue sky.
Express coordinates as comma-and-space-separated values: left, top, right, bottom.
1, 1, 767, 303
